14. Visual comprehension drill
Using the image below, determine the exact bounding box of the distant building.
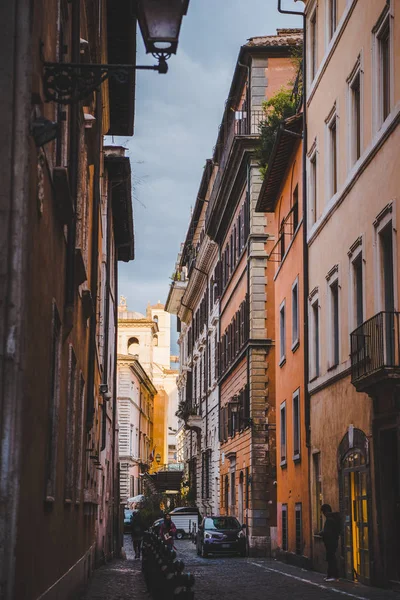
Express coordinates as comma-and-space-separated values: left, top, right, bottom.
117, 300, 178, 474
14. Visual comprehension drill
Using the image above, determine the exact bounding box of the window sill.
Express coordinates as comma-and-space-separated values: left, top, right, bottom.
279, 356, 286, 368
327, 362, 338, 372
280, 460, 287, 469
291, 339, 300, 353
293, 454, 301, 464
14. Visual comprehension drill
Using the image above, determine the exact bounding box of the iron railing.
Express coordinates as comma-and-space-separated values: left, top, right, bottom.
206, 109, 265, 228
350, 311, 400, 384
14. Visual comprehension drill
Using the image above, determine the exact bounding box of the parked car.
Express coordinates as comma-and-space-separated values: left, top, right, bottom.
196, 516, 246, 557
124, 508, 135, 533
169, 508, 201, 539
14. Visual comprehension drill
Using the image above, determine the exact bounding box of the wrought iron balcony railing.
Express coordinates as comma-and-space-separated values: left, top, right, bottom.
350, 311, 400, 389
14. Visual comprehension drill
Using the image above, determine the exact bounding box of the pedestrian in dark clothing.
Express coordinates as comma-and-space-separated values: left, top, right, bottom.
159, 513, 177, 548
131, 510, 145, 559
321, 504, 341, 582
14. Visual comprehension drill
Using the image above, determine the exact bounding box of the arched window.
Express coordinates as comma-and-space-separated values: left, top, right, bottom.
153, 315, 159, 324
127, 337, 139, 355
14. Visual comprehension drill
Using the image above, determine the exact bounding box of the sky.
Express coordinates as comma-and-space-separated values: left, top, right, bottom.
113, 1, 303, 349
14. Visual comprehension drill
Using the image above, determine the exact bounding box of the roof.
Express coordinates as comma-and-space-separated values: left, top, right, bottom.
104, 151, 135, 261
211, 28, 303, 165
107, 0, 136, 136
255, 113, 303, 213
246, 29, 303, 47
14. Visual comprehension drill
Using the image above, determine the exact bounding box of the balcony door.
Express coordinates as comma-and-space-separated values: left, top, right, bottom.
380, 224, 395, 364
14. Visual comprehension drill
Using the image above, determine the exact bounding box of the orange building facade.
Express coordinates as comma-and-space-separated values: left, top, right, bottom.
256, 113, 311, 565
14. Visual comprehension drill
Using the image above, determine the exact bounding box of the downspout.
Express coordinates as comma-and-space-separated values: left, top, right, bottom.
101, 180, 112, 451
65, 0, 81, 328
86, 85, 103, 429
277, 0, 311, 559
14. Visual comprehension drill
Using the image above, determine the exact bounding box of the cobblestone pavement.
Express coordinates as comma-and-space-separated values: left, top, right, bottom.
79, 536, 397, 600
79, 536, 148, 600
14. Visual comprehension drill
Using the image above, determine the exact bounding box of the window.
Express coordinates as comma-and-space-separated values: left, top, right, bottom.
280, 219, 285, 259
224, 474, 229, 511
327, 111, 338, 197
202, 449, 211, 499
374, 7, 392, 127
295, 503, 303, 555
46, 300, 62, 502
309, 149, 317, 226
353, 254, 363, 328
310, 8, 318, 81
279, 301, 286, 365
330, 280, 339, 366
328, 0, 337, 42
282, 504, 288, 551
311, 298, 320, 378
231, 471, 236, 508
293, 390, 300, 460
65, 345, 77, 502
292, 279, 299, 348
292, 185, 299, 233
280, 402, 287, 465
349, 68, 362, 164
127, 337, 139, 354
313, 453, 322, 533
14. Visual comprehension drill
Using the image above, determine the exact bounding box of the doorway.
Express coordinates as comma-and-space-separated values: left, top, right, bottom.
341, 450, 370, 584
238, 471, 244, 524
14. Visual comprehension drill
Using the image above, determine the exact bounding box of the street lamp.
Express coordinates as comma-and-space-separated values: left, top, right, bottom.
136, 0, 189, 55
155, 453, 161, 464
43, 0, 190, 105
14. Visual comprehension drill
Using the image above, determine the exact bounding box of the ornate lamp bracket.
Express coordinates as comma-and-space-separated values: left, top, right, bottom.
43, 53, 170, 105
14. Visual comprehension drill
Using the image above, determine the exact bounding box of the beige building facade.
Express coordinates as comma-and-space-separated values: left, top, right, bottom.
303, 0, 400, 586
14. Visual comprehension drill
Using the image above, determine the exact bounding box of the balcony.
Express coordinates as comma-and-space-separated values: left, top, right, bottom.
350, 311, 400, 392
206, 109, 264, 230
165, 270, 188, 315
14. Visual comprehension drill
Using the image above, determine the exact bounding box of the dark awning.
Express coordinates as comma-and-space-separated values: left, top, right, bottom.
107, 0, 136, 136
105, 155, 135, 262
256, 113, 303, 213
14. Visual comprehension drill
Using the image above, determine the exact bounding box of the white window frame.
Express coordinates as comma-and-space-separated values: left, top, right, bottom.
280, 401, 287, 466
279, 299, 286, 366
325, 105, 338, 202
347, 55, 364, 169
372, 3, 394, 133
348, 236, 365, 333
326, 265, 340, 369
308, 141, 318, 228
309, 288, 320, 380
308, 1, 318, 87
373, 202, 398, 313
292, 388, 301, 461
326, 0, 338, 45
292, 277, 300, 350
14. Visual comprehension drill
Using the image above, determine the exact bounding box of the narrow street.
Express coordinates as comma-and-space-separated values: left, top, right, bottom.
80, 536, 398, 600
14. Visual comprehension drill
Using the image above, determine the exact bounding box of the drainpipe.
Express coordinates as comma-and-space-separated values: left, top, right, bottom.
101, 181, 112, 451
277, 0, 312, 559
112, 250, 119, 555
86, 85, 102, 430
65, 0, 81, 329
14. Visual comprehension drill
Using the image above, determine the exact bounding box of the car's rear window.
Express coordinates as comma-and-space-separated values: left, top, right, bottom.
204, 517, 240, 530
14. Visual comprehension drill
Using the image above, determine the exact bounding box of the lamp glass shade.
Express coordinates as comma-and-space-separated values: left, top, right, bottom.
137, 0, 189, 54
155, 453, 161, 463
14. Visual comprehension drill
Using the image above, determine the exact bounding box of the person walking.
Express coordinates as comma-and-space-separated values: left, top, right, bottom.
159, 513, 177, 548
321, 504, 341, 582
130, 510, 145, 559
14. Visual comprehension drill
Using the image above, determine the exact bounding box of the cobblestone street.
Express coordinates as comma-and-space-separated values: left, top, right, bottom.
79, 536, 398, 600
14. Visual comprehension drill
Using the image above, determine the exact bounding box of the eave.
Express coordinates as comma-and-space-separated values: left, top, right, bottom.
255, 113, 303, 213
105, 154, 134, 261
107, 0, 136, 136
